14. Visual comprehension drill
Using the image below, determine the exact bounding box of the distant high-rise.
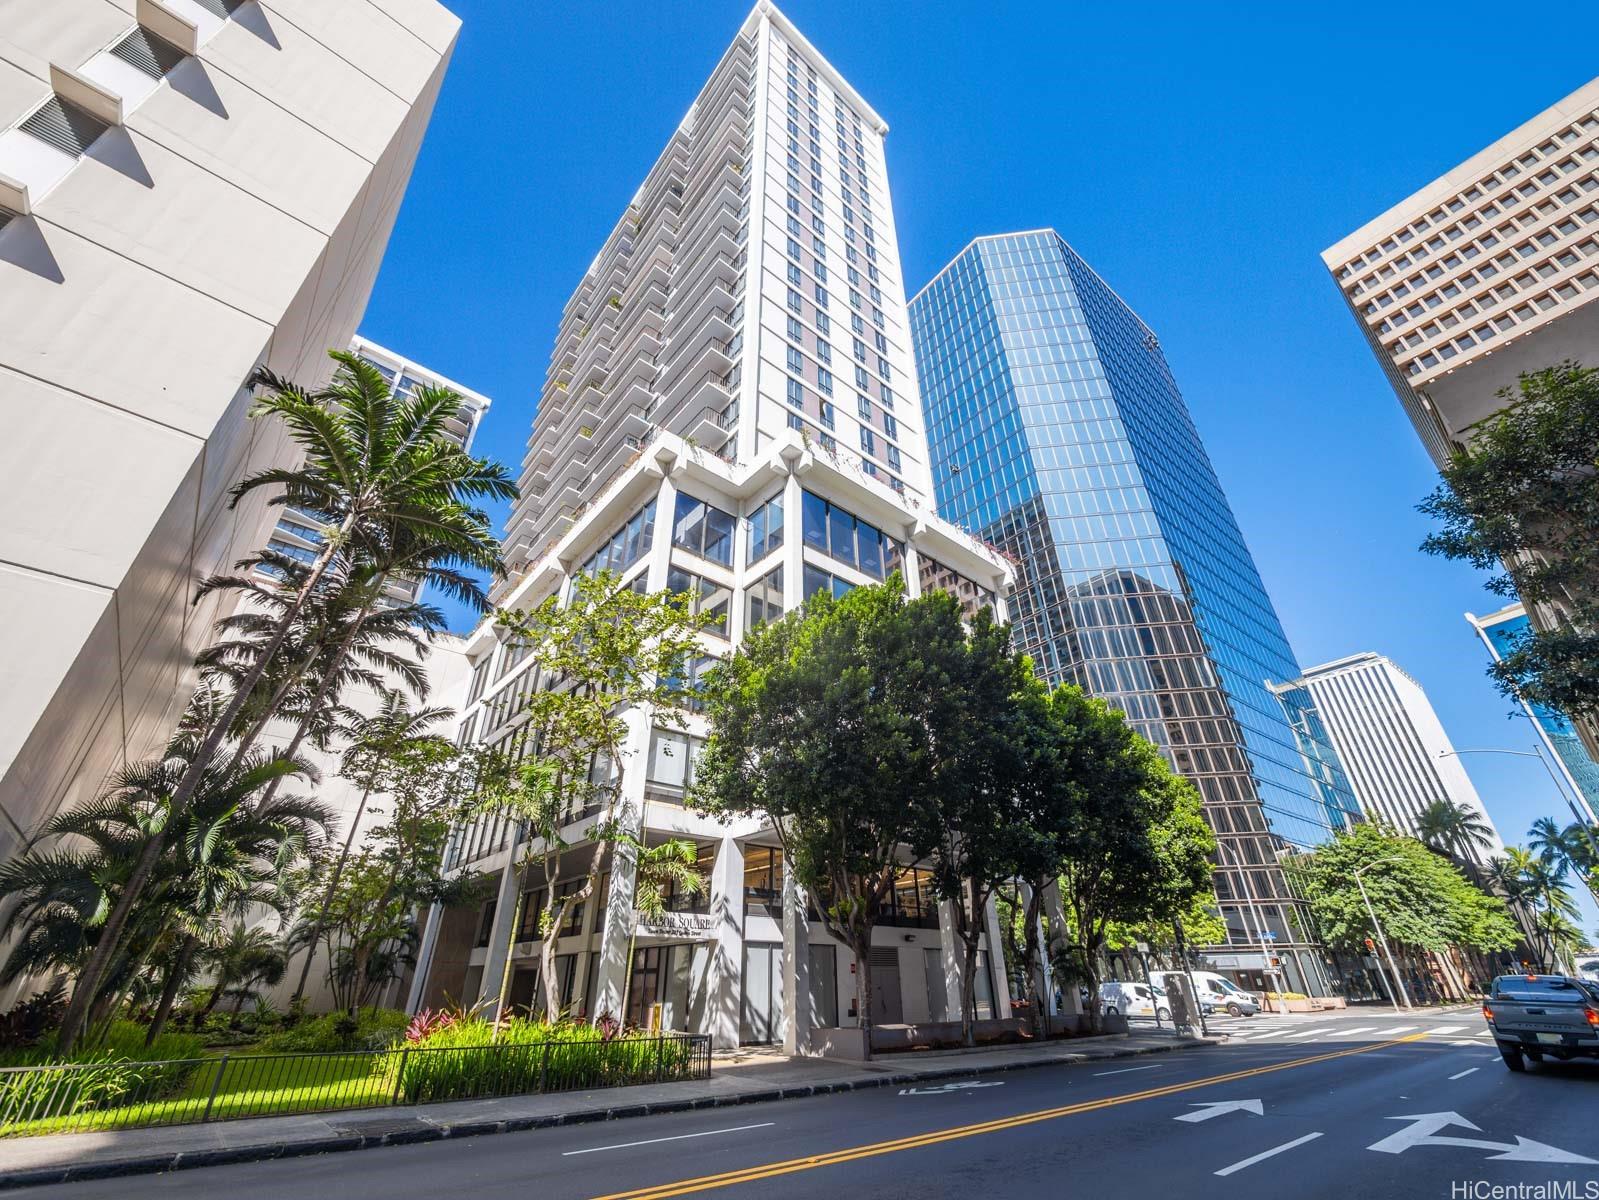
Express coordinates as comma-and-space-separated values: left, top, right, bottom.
255, 336, 491, 611
1282, 653, 1505, 864
910, 230, 1360, 996
1323, 78, 1599, 763
0, 1, 461, 867
1468, 604, 1599, 824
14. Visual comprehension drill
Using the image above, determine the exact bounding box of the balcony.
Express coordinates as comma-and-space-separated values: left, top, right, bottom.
685, 401, 737, 452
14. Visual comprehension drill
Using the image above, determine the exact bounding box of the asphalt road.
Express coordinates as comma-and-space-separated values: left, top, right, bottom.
21, 1011, 1598, 1200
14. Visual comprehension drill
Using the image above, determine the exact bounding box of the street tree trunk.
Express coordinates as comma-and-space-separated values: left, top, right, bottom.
146, 936, 198, 1045
289, 779, 377, 1004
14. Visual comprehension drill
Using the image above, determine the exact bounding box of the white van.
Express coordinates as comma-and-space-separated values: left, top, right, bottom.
1186, 971, 1260, 1016
1099, 980, 1171, 1021
1576, 957, 1599, 985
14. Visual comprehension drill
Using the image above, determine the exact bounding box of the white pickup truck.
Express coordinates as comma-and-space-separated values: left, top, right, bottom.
1482, 973, 1599, 1072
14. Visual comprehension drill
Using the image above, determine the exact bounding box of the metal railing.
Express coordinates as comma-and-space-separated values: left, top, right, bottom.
0, 1032, 710, 1138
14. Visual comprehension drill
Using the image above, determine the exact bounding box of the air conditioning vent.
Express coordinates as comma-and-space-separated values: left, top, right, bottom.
110, 27, 187, 80
18, 96, 108, 158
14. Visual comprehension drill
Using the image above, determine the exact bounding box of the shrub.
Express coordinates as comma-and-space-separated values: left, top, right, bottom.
0, 983, 66, 1050
257, 1008, 409, 1053
0, 1021, 205, 1127
385, 1016, 697, 1104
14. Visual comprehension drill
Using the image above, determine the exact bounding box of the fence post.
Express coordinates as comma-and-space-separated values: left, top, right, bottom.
201, 1056, 229, 1123
538, 1041, 550, 1093
391, 1047, 411, 1106
654, 1037, 663, 1081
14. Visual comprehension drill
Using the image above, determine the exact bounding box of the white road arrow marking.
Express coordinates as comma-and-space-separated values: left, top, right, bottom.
1368, 1112, 1597, 1164
897, 1081, 1006, 1096
1175, 1099, 1265, 1123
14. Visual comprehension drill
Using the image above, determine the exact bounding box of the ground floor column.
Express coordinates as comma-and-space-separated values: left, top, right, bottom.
984, 893, 1013, 1019
937, 900, 964, 1021
475, 860, 522, 1020
1042, 882, 1084, 1020
781, 860, 810, 1055
705, 834, 746, 1049
405, 902, 443, 1015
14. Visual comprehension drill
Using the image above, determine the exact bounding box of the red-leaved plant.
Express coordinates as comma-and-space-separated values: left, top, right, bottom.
405, 1007, 461, 1043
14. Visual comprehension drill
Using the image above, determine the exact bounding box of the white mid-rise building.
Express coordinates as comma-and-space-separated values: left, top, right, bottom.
1281, 653, 1505, 864
413, 2, 1019, 1053
0, 0, 462, 867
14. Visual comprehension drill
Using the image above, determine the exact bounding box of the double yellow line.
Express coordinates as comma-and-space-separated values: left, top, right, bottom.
590, 1033, 1431, 1199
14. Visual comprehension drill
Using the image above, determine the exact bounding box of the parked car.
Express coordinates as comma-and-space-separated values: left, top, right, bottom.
1187, 970, 1261, 1016
1482, 973, 1599, 1072
1099, 980, 1171, 1022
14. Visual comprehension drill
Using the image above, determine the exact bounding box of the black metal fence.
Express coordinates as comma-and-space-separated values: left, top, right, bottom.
0, 1032, 711, 1138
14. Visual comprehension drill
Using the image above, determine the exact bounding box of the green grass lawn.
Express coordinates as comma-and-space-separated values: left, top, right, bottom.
2, 1052, 396, 1136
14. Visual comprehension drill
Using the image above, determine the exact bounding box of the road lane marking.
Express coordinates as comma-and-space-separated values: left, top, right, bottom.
1213, 1132, 1324, 1176
1094, 1065, 1161, 1076
1175, 1098, 1263, 1122
1369, 1112, 1596, 1164
588, 1035, 1430, 1200
1279, 1026, 1336, 1039
563, 1123, 776, 1156
1381, 1026, 1416, 1035
1448, 1068, 1479, 1080
1449, 1039, 1484, 1046
1429, 1025, 1466, 1036
1327, 1026, 1379, 1037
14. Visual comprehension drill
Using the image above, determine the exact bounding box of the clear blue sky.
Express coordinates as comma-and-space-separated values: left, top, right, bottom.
358, 1, 1599, 927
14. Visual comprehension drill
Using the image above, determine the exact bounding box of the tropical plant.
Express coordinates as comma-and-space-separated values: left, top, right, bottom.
617, 836, 706, 1021
57, 351, 515, 1052
193, 924, 288, 1021
1528, 816, 1599, 902
286, 694, 456, 1004
472, 570, 708, 1024
1415, 798, 1496, 863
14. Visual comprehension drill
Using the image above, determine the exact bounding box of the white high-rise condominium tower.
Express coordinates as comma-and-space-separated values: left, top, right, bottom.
414, 2, 1014, 1053
0, 0, 461, 867
1279, 653, 1505, 864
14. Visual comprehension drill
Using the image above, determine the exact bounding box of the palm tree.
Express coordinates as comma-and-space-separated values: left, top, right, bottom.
1528, 816, 1599, 902
1415, 798, 1496, 862
0, 731, 326, 1044
285, 694, 454, 1004
617, 838, 706, 1026
195, 924, 289, 1021
58, 352, 515, 1051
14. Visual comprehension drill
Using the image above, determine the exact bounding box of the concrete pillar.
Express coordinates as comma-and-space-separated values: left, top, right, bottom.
780, 468, 804, 612
984, 892, 1013, 1019
937, 899, 964, 1020
1043, 881, 1084, 1018
781, 858, 811, 1055
475, 861, 522, 1019
591, 710, 653, 1020
405, 902, 443, 1015
705, 834, 746, 1049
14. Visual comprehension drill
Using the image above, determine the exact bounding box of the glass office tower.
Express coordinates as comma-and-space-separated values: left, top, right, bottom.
910, 230, 1360, 994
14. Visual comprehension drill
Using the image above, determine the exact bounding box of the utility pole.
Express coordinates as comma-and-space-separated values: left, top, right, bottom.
1352, 857, 1411, 1010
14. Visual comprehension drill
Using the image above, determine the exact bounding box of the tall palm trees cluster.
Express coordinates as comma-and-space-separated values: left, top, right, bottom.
1414, 797, 1596, 972
0, 353, 515, 1054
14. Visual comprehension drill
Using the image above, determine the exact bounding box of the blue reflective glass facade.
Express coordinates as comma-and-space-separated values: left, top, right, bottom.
911, 231, 1360, 987
1475, 609, 1599, 815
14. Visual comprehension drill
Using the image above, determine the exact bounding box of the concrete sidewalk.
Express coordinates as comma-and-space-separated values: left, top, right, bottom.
0, 1031, 1216, 1190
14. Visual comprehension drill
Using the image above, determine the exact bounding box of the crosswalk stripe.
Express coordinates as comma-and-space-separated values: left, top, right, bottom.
1382, 1025, 1416, 1035
1280, 1026, 1336, 1039
1428, 1025, 1466, 1035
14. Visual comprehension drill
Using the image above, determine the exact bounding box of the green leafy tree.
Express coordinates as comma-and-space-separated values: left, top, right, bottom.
473, 572, 708, 1024
909, 599, 1051, 1046
1037, 686, 1214, 1034
58, 352, 514, 1051
692, 580, 942, 1054
1285, 825, 1520, 967
1418, 362, 1599, 726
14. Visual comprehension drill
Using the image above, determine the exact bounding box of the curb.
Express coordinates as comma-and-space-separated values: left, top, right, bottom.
0, 1037, 1216, 1189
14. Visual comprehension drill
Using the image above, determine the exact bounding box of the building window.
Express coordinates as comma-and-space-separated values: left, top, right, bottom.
749, 493, 784, 563
746, 564, 785, 629
786, 377, 805, 409
802, 563, 854, 602
786, 345, 805, 373
743, 845, 784, 908
647, 727, 704, 798
580, 499, 657, 577
672, 492, 735, 566
667, 567, 731, 638
859, 427, 876, 456
817, 367, 833, 395
800, 491, 902, 580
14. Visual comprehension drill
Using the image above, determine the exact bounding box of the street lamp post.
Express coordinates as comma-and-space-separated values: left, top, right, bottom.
1352, 856, 1411, 1010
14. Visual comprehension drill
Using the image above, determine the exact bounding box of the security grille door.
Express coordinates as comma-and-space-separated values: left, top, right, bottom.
869, 947, 902, 1024
924, 948, 947, 1022
740, 943, 784, 1044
